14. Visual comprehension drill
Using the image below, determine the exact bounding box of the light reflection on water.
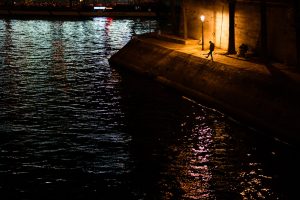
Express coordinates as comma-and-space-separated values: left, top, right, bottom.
0, 18, 299, 200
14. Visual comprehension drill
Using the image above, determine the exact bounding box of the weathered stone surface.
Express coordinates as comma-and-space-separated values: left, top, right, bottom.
109, 37, 300, 146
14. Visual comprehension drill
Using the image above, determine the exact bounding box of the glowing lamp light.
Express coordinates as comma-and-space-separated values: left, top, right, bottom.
94, 6, 106, 10
200, 15, 205, 22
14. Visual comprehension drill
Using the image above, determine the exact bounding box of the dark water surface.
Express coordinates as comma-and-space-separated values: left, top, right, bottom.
0, 18, 299, 200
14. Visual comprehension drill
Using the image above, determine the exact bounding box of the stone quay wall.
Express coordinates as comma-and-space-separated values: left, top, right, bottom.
109, 37, 300, 146
0, 9, 156, 17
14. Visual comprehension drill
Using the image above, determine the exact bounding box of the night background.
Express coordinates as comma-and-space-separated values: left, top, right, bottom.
0, 0, 300, 199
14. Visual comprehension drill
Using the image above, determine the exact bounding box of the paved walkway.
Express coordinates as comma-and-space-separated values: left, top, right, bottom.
140, 34, 300, 84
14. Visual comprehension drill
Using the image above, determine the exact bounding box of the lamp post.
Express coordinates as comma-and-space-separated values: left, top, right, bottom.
200, 15, 205, 50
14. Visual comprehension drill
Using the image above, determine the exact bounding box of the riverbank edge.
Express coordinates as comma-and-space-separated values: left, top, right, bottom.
109, 37, 300, 146
0, 9, 156, 18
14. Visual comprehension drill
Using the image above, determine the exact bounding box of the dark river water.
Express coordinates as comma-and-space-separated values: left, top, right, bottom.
0, 17, 299, 200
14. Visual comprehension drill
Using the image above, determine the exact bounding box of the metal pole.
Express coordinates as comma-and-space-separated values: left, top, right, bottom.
202, 21, 204, 50
182, 0, 187, 40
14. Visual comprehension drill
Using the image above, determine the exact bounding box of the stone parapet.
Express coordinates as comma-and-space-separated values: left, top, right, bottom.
109, 37, 300, 146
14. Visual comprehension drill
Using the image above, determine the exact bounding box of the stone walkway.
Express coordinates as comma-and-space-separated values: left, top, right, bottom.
141, 34, 300, 84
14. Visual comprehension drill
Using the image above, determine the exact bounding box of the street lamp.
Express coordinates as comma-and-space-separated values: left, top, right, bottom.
200, 15, 205, 50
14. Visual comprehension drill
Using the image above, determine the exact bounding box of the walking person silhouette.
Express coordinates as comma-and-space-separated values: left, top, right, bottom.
206, 41, 215, 61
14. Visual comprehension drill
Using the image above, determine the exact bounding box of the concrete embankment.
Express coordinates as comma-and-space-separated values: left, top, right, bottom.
108, 36, 300, 146
0, 9, 156, 18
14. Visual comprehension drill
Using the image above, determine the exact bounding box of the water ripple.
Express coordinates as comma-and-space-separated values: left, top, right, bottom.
1, 18, 299, 200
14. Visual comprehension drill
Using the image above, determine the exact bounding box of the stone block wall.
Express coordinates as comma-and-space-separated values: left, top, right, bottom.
179, 0, 297, 65
235, 3, 261, 55
267, 5, 297, 65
